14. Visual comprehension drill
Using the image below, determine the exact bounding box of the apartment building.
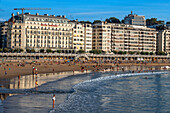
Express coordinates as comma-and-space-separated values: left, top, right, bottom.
92, 21, 111, 52
7, 12, 73, 51
92, 21, 157, 53
68, 21, 92, 52
157, 30, 170, 54
111, 24, 157, 53
124, 11, 146, 26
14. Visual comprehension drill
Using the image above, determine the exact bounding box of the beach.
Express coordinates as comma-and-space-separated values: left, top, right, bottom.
0, 60, 170, 79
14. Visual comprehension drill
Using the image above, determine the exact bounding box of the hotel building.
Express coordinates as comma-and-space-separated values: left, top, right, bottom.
7, 12, 73, 52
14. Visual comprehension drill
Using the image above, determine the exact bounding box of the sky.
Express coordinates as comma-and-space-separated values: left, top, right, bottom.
0, 0, 170, 22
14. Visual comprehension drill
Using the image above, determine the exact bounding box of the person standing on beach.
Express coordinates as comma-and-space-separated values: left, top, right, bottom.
5, 71, 7, 75
35, 80, 38, 90
52, 94, 55, 109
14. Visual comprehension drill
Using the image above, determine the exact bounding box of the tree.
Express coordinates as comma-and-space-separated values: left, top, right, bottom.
118, 51, 123, 54
93, 20, 102, 24
89, 49, 102, 54
40, 49, 44, 53
145, 52, 149, 55
157, 51, 166, 55
46, 49, 52, 53
150, 52, 154, 55
77, 49, 85, 54
156, 25, 167, 30
113, 51, 118, 54
9, 49, 14, 53
80, 21, 92, 24
3, 48, 8, 52
105, 17, 120, 23
26, 49, 30, 53
123, 51, 127, 54
121, 20, 124, 24
166, 22, 170, 24
128, 51, 135, 55
146, 18, 164, 26
0, 48, 3, 52
31, 49, 35, 53
57, 50, 61, 53
136, 52, 140, 55
140, 51, 145, 55
14, 48, 19, 53
20, 49, 24, 53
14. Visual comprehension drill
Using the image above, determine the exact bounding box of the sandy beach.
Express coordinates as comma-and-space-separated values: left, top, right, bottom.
0, 60, 170, 79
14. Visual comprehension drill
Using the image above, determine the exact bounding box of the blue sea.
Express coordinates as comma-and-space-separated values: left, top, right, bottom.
0, 68, 170, 113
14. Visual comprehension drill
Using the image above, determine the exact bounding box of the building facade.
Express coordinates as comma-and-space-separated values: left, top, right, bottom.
111, 24, 157, 53
7, 13, 73, 52
2, 12, 168, 55
92, 21, 157, 53
157, 30, 170, 54
124, 11, 146, 26
92, 21, 111, 52
69, 21, 92, 52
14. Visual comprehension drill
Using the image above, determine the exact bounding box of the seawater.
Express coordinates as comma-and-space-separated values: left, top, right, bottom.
0, 70, 170, 113
54, 71, 170, 113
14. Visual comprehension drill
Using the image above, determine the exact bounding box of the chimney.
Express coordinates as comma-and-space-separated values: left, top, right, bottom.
36, 13, 39, 15
17, 12, 19, 15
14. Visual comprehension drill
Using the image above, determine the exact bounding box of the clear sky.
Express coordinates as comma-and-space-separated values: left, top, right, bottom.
0, 0, 170, 22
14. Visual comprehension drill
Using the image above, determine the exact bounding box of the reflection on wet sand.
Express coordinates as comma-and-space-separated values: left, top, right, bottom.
0, 70, 92, 103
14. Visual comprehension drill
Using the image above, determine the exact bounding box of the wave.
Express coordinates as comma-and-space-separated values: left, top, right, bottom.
51, 71, 170, 113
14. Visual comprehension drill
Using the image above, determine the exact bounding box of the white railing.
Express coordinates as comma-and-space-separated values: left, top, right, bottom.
0, 53, 169, 58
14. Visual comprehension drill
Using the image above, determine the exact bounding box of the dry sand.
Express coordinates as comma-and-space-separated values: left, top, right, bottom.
0, 61, 169, 79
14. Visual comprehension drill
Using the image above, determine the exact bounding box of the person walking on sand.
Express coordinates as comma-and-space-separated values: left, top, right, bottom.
52, 94, 55, 109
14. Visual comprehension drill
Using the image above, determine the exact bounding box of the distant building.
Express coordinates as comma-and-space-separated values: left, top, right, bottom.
124, 11, 146, 26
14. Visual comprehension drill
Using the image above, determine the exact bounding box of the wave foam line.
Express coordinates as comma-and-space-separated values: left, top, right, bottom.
73, 71, 170, 89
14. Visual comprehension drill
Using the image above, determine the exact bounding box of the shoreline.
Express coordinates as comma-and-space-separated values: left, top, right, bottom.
0, 61, 170, 79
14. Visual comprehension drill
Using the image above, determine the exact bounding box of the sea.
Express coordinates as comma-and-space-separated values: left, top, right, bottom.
0, 66, 170, 113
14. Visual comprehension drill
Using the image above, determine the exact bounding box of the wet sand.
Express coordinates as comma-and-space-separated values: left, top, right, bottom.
0, 61, 169, 79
